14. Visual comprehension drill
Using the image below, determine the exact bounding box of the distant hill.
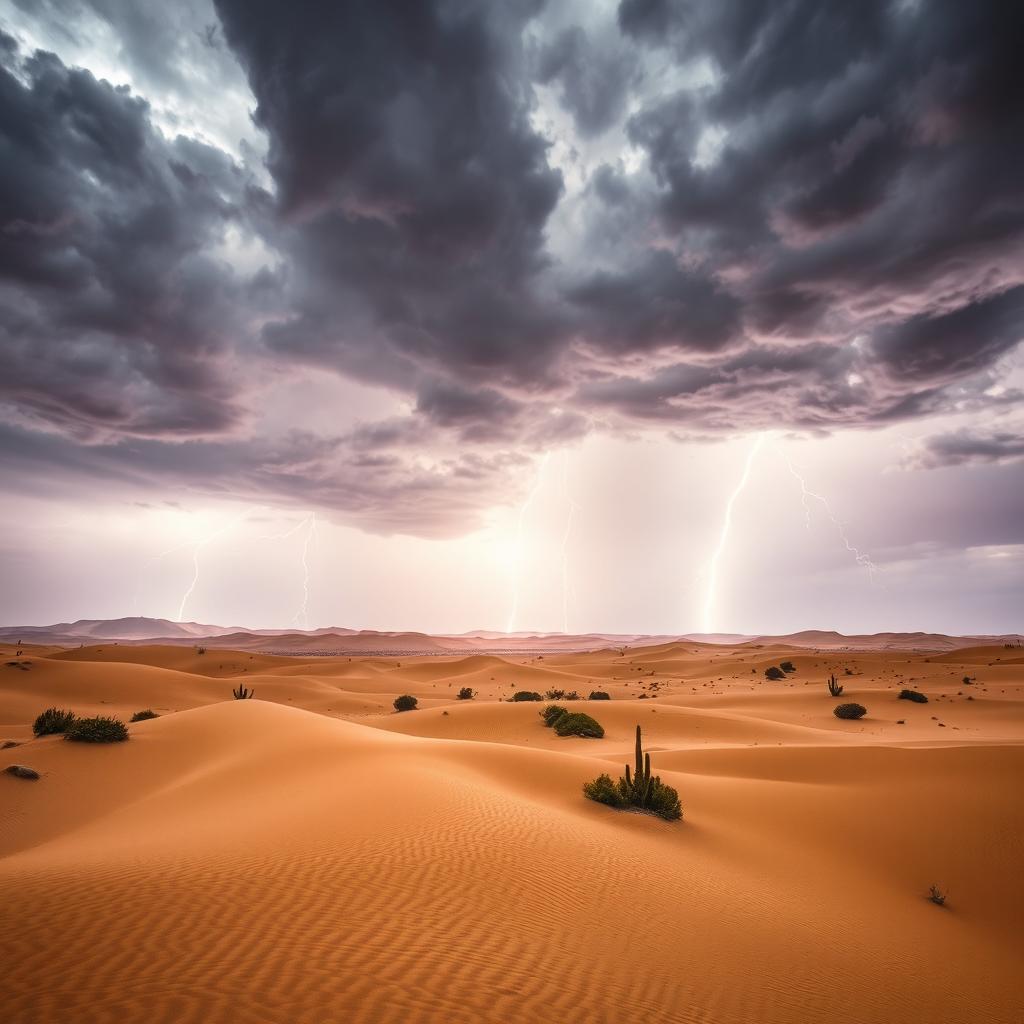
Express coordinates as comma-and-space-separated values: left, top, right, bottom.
1, 617, 1020, 655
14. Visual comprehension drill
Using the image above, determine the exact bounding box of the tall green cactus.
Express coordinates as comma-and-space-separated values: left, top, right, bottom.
624, 725, 655, 808
827, 674, 843, 697
232, 683, 254, 699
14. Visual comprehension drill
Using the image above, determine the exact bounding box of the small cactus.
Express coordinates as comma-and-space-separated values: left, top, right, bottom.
827, 674, 844, 697
928, 884, 946, 906
232, 684, 254, 700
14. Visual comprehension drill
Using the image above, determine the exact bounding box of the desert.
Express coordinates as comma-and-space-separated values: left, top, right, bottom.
3, 632, 1023, 1023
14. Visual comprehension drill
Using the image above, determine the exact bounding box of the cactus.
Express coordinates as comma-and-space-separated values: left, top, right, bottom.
827, 674, 843, 696
585, 725, 681, 820
232, 683, 254, 700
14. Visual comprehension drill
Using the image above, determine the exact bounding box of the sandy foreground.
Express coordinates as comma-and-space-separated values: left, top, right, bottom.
1, 640, 1022, 1023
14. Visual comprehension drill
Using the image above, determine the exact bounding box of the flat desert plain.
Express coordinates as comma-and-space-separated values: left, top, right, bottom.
2, 640, 1023, 1023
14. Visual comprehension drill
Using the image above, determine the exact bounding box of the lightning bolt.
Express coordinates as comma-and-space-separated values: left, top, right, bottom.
784, 455, 878, 579
702, 433, 767, 634
506, 452, 550, 634
559, 450, 581, 635
256, 512, 319, 629
175, 508, 255, 621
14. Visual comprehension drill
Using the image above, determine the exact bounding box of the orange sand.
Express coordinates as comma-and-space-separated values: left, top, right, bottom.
1, 640, 1022, 1023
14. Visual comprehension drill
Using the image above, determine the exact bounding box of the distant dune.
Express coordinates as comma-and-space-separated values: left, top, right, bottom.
2, 637, 1023, 1022
1, 617, 1020, 655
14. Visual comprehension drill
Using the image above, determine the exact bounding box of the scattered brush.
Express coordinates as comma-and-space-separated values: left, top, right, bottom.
130, 710, 159, 722
780, 661, 796, 673
588, 691, 611, 700
899, 689, 928, 703
511, 691, 543, 702
393, 694, 418, 712
65, 716, 129, 743
764, 666, 786, 681
833, 703, 867, 720
456, 687, 475, 700
540, 705, 604, 738
33, 708, 77, 737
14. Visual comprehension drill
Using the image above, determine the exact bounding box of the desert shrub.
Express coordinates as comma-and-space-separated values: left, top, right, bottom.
764, 666, 786, 681
393, 694, 418, 712
511, 691, 543, 702
583, 725, 682, 821
232, 683, 254, 699
33, 707, 77, 736
583, 773, 626, 808
541, 704, 569, 728
456, 687, 475, 700
130, 709, 159, 722
928, 884, 947, 906
899, 689, 928, 703
564, 690, 581, 701
588, 691, 611, 700
780, 661, 796, 673
196, 646, 207, 655
65, 716, 129, 743
833, 703, 867, 720
544, 688, 566, 700
553, 712, 604, 738
961, 676, 972, 686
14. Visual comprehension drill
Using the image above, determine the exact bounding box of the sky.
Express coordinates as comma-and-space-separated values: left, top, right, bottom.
0, 0, 1022, 636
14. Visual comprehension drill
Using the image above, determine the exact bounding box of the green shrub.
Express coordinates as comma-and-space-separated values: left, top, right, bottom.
582, 773, 626, 808
833, 703, 867, 720
544, 688, 566, 700
456, 687, 475, 700
65, 716, 129, 743
511, 691, 543, 702
764, 666, 786, 680
541, 704, 569, 728
130, 709, 159, 722
780, 660, 796, 673
393, 694, 418, 712
898, 689, 928, 703
583, 725, 681, 821
588, 691, 611, 700
33, 707, 77, 736
553, 712, 604, 738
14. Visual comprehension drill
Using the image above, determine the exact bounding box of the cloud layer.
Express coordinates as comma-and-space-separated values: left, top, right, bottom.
1, 0, 1022, 534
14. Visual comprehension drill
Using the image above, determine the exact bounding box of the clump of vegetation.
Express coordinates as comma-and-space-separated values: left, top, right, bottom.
833, 703, 867, 720
764, 666, 786, 681
456, 687, 475, 700
196, 646, 207, 655
928, 884, 947, 906
899, 689, 928, 703
583, 725, 682, 821
780, 661, 796, 673
393, 694, 418, 712
65, 716, 129, 743
961, 675, 972, 685
511, 691, 543, 702
826, 674, 844, 697
33, 707, 77, 737
130, 710, 159, 722
588, 691, 611, 700
545, 688, 566, 700
541, 705, 605, 738
232, 683, 255, 700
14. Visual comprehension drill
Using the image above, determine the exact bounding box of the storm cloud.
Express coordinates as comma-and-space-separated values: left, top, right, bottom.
1, 0, 1022, 535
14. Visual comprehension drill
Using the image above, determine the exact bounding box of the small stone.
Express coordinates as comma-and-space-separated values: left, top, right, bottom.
4, 764, 40, 780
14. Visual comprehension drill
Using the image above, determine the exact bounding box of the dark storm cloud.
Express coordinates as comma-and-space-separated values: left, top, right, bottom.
910, 427, 1024, 469
2, 0, 1023, 536
0, 35, 257, 438
534, 25, 635, 138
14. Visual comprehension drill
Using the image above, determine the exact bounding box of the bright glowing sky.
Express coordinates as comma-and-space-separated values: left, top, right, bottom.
1, 0, 1022, 635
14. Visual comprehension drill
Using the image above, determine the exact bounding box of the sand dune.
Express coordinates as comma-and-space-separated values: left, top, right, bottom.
1, 640, 1022, 1023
